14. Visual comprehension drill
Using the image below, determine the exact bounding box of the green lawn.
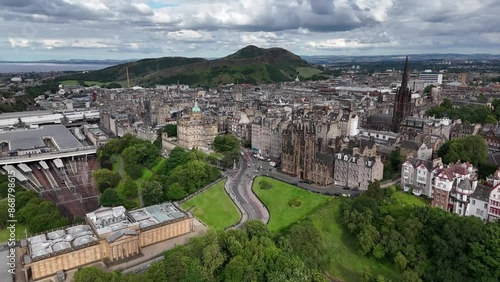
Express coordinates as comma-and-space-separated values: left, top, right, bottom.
309, 199, 402, 282
0, 224, 29, 242
59, 80, 107, 86
141, 168, 154, 180
296, 67, 323, 78
181, 180, 240, 229
391, 191, 429, 207
252, 176, 329, 232
151, 158, 165, 173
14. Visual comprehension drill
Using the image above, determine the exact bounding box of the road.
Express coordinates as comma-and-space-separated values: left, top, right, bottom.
224, 154, 269, 229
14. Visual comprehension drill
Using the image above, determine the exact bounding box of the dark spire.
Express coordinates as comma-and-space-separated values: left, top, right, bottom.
401, 56, 409, 92
391, 56, 413, 133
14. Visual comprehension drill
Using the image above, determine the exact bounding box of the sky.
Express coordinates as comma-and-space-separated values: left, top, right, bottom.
1, 0, 500, 61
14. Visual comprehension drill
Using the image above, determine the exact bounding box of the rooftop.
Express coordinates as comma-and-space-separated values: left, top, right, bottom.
86, 206, 134, 236
26, 224, 97, 261
129, 202, 187, 229
0, 125, 84, 151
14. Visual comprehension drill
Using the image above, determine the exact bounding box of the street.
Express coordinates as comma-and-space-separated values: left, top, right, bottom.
225, 154, 269, 228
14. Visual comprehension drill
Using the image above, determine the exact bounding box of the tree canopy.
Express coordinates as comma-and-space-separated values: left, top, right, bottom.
437, 135, 488, 166
142, 181, 164, 207
426, 98, 499, 125
213, 134, 240, 153
74, 221, 326, 282
100, 188, 123, 207
342, 186, 500, 282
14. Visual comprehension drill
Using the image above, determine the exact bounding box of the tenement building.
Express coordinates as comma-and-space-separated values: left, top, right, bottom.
177, 102, 218, 150
334, 144, 384, 190
19, 202, 193, 281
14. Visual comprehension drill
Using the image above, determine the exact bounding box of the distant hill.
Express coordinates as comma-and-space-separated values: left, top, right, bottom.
59, 45, 312, 87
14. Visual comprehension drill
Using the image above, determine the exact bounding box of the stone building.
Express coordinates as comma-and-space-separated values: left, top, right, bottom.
450, 122, 481, 140
19, 203, 193, 281
479, 124, 500, 149
400, 140, 433, 160
177, 102, 218, 150
333, 144, 384, 190
251, 116, 289, 158
280, 123, 334, 186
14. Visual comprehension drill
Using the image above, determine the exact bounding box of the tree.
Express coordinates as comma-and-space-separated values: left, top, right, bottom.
74, 267, 117, 282
361, 267, 372, 282
438, 135, 488, 166
366, 180, 384, 203
166, 182, 187, 201
395, 251, 408, 271
0, 182, 9, 198
158, 147, 189, 176
440, 98, 453, 109
100, 189, 123, 207
122, 178, 138, 198
213, 134, 240, 153
163, 124, 177, 138
142, 181, 164, 206
93, 169, 121, 191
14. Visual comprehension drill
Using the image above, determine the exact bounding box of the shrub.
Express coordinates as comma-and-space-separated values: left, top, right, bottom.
288, 199, 302, 208
259, 180, 272, 190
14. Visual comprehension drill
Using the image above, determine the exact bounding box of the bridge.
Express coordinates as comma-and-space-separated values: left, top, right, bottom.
0, 148, 97, 165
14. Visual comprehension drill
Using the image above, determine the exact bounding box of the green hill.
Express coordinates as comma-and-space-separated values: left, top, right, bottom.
58, 45, 312, 87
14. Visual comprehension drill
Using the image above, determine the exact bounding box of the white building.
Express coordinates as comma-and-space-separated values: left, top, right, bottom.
418, 73, 443, 85
470, 184, 491, 221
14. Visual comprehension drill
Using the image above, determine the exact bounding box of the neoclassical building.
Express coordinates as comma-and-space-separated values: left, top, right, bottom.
19, 202, 193, 281
177, 101, 218, 150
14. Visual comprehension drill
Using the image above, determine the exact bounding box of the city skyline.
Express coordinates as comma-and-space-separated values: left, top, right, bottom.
1, 0, 500, 60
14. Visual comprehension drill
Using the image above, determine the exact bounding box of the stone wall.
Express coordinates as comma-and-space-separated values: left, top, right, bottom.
139, 218, 192, 247
30, 244, 102, 280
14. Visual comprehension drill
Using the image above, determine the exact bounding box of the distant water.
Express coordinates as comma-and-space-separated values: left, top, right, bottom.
0, 63, 112, 73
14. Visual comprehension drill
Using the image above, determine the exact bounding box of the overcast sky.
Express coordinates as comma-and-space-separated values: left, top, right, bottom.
1, 0, 500, 61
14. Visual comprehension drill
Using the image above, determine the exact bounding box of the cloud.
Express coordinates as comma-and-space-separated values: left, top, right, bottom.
0, 0, 499, 60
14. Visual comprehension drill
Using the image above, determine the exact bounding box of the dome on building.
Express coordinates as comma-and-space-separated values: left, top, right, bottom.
192, 100, 201, 113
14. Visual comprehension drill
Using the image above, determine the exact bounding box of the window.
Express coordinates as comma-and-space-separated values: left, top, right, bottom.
484, 203, 488, 209
472, 200, 476, 205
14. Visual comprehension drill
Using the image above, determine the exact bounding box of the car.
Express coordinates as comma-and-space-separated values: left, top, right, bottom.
352, 188, 360, 191
342, 186, 351, 190
333, 192, 342, 196
292, 182, 298, 186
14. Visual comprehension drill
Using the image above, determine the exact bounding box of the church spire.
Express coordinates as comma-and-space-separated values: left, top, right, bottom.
391, 56, 413, 133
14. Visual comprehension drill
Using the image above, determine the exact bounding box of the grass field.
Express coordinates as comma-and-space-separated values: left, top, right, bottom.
151, 158, 165, 173
59, 80, 107, 86
0, 224, 29, 242
252, 176, 329, 232
391, 191, 429, 207
296, 67, 323, 78
309, 199, 402, 282
181, 180, 240, 229
141, 168, 154, 180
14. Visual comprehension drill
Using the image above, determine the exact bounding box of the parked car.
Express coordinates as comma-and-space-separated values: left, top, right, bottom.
352, 188, 360, 191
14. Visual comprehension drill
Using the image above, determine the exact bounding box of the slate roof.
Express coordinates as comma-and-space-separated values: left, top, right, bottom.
400, 140, 422, 151
456, 178, 474, 191
472, 184, 492, 202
